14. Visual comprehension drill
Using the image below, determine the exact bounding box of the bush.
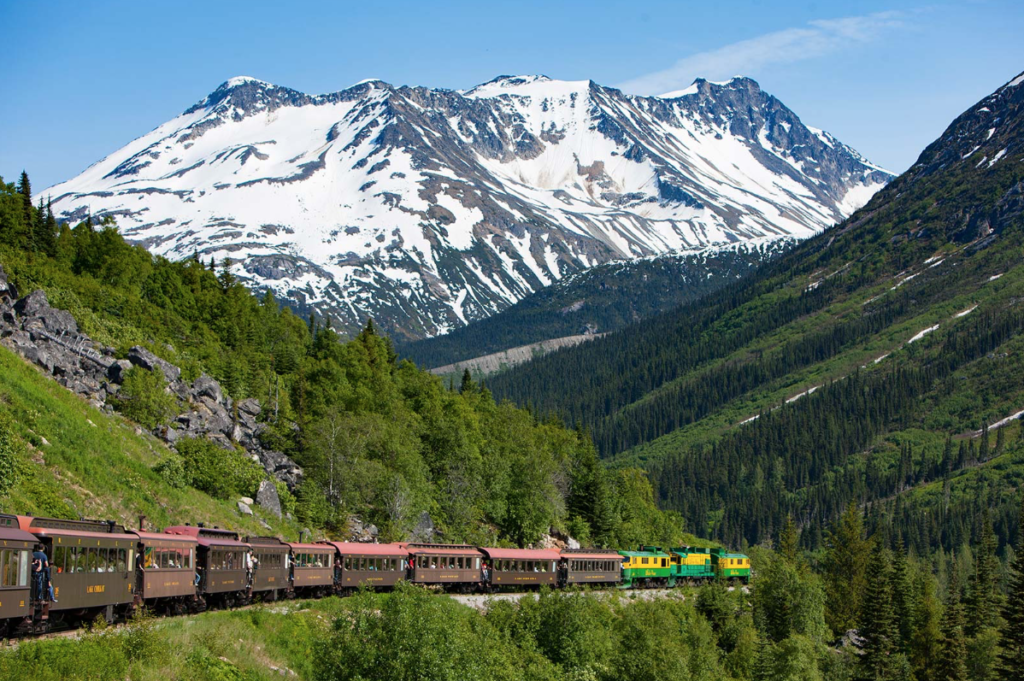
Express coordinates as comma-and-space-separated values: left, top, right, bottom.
153, 454, 188, 489
175, 437, 264, 500
112, 366, 177, 429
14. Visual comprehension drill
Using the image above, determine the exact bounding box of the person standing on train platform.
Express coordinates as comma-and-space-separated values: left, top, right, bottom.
31, 544, 49, 603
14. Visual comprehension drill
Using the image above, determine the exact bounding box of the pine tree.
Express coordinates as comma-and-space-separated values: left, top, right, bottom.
824, 503, 871, 635
996, 425, 1005, 455
968, 511, 1002, 636
938, 572, 969, 681
860, 546, 898, 680
891, 538, 914, 652
778, 514, 800, 564
459, 368, 475, 395
997, 497, 1024, 680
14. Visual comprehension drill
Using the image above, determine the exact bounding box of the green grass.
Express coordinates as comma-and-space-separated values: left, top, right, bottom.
0, 345, 301, 538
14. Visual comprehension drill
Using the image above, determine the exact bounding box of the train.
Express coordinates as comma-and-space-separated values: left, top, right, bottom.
0, 513, 750, 637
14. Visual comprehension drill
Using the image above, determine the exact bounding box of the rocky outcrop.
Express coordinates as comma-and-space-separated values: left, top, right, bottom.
0, 281, 302, 489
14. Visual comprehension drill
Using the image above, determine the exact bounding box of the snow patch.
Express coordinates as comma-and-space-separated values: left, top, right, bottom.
954, 305, 977, 318
908, 325, 939, 344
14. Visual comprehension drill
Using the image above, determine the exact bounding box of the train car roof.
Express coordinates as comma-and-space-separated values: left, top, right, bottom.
401, 543, 483, 557
322, 542, 408, 556
163, 526, 247, 548
0, 526, 39, 543
131, 531, 197, 545
27, 526, 138, 542
479, 548, 561, 561
286, 542, 335, 551
561, 551, 624, 561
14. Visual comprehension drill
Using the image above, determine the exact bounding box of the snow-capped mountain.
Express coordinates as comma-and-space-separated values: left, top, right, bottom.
43, 74, 892, 339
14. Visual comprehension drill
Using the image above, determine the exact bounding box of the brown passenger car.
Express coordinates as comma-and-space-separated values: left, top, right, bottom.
165, 526, 250, 602
560, 549, 623, 586
325, 542, 407, 592
20, 516, 136, 622
481, 548, 560, 588
0, 519, 36, 635
288, 543, 334, 595
132, 531, 198, 610
404, 543, 482, 591
246, 536, 291, 599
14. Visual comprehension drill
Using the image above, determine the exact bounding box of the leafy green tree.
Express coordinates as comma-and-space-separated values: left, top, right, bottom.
174, 437, 264, 500
753, 548, 829, 644
824, 503, 871, 636
997, 497, 1024, 680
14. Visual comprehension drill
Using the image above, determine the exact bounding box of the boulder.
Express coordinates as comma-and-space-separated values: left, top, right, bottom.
237, 501, 253, 516
14, 290, 50, 318
409, 511, 435, 543
238, 398, 261, 417
23, 307, 78, 336
127, 345, 181, 383
107, 359, 134, 383
239, 496, 254, 506
192, 374, 223, 404
255, 480, 282, 518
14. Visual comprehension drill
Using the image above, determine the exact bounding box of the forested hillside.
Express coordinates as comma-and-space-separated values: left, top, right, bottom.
0, 172, 685, 550
400, 240, 790, 371
488, 70, 1024, 555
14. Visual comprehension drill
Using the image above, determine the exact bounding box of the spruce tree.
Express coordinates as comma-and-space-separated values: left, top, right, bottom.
860, 546, 898, 680
938, 572, 969, 681
778, 514, 800, 564
997, 497, 1024, 680
891, 538, 914, 652
968, 511, 1002, 636
824, 503, 871, 635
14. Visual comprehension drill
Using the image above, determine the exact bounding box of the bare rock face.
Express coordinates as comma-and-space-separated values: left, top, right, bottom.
255, 480, 282, 518
193, 374, 223, 403
409, 511, 435, 543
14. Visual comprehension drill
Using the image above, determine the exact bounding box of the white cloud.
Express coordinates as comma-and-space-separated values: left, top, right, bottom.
618, 11, 906, 97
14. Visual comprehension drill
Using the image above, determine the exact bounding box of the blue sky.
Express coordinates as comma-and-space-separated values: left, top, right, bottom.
2, 0, 1023, 189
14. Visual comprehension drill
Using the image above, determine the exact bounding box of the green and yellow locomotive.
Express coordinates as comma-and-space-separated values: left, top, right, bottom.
618, 546, 671, 588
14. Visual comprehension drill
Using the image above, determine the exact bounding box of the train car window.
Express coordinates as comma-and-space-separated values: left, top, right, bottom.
0, 551, 8, 587
52, 546, 67, 574
343, 557, 352, 570
118, 549, 127, 572
144, 547, 155, 569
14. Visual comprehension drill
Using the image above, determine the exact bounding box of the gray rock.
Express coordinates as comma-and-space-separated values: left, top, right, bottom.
409, 511, 435, 543
127, 345, 181, 383
107, 359, 133, 383
23, 307, 78, 336
239, 496, 254, 505
237, 501, 253, 516
255, 480, 282, 518
14, 290, 50, 318
192, 374, 223, 403
238, 398, 261, 417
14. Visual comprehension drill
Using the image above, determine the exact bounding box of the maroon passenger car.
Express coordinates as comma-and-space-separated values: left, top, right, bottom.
287, 542, 334, 596
480, 548, 560, 588
404, 543, 482, 591
246, 536, 290, 600
132, 531, 198, 612
165, 526, 250, 605
0, 517, 36, 636
324, 542, 407, 592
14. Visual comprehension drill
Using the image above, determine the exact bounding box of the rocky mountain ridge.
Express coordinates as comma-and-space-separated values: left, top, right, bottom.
43, 74, 891, 339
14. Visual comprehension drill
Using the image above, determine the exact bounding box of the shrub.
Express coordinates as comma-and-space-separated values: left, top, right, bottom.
175, 437, 264, 500
112, 366, 177, 429
0, 413, 19, 498
153, 454, 188, 489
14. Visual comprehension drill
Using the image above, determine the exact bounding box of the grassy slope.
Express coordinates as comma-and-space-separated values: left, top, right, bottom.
0, 345, 301, 537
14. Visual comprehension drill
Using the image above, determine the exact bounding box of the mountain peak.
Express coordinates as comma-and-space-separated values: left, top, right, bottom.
659, 75, 757, 99
219, 75, 275, 90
